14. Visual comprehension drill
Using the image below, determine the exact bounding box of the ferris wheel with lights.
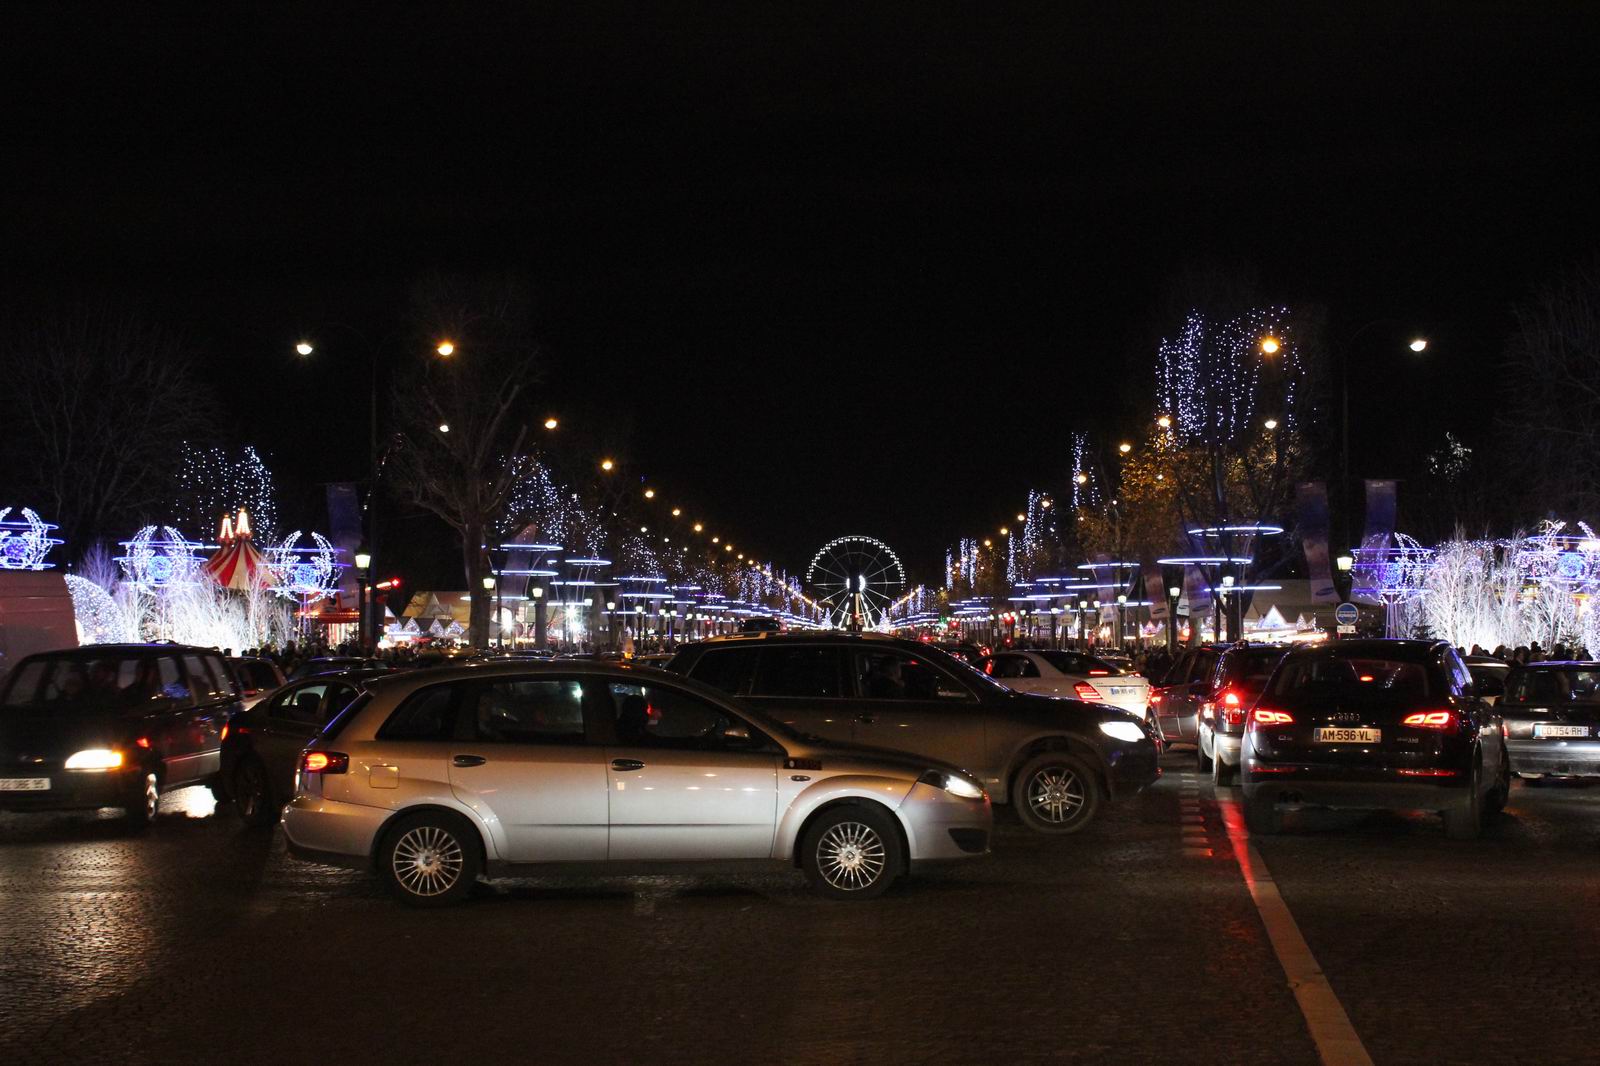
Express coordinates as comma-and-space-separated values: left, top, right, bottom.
806, 535, 907, 631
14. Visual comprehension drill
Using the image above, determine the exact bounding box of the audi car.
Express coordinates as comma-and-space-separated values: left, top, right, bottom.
980, 650, 1151, 716
283, 660, 991, 905
1241, 639, 1508, 839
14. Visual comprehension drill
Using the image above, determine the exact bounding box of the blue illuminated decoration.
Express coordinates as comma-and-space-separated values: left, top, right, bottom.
117, 526, 204, 588
268, 531, 343, 602
0, 507, 64, 570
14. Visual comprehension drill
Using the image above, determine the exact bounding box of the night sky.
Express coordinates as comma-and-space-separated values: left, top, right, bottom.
6, 4, 1597, 584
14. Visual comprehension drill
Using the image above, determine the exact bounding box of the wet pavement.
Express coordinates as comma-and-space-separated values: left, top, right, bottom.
2, 757, 1597, 1064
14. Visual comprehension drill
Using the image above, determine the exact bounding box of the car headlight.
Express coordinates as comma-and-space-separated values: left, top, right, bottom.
919, 769, 986, 799
1098, 720, 1145, 744
64, 748, 124, 771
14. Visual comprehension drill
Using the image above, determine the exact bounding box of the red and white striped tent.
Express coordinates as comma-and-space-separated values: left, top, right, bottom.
203, 508, 267, 591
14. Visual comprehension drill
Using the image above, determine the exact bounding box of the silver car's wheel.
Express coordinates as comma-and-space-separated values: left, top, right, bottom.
1011, 753, 1101, 834
801, 805, 902, 900
380, 813, 480, 906
816, 821, 887, 892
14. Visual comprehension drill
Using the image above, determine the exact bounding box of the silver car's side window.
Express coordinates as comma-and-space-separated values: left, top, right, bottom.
607, 682, 771, 752
469, 680, 587, 745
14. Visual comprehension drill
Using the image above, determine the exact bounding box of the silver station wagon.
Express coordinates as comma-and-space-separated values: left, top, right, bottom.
283, 660, 991, 905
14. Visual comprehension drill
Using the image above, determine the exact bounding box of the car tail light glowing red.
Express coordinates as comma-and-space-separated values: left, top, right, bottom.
1074, 682, 1104, 701
301, 751, 349, 774
1088, 669, 1109, 676
1402, 710, 1455, 729
136, 736, 151, 748
1251, 708, 1293, 726
1148, 691, 1163, 706
1219, 691, 1246, 727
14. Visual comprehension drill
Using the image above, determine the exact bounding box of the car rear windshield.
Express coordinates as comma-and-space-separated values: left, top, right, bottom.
1, 654, 192, 711
1265, 651, 1436, 705
1036, 651, 1124, 676
1223, 649, 1287, 697
1504, 669, 1600, 705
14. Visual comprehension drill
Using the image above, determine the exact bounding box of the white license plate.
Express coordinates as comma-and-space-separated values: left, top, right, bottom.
0, 777, 50, 791
1109, 687, 1136, 696
1536, 724, 1590, 738
1315, 727, 1381, 744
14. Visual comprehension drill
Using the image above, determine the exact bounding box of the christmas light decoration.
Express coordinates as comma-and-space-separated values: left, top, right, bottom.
118, 526, 204, 588
268, 531, 343, 602
172, 444, 280, 544
0, 507, 63, 570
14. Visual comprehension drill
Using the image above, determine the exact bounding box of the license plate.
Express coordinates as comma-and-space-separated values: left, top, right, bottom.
1535, 724, 1590, 738
0, 777, 50, 791
1110, 687, 1136, 696
1316, 727, 1381, 744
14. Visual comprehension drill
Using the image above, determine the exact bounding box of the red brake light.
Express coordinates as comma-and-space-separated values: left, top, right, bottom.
1251, 708, 1293, 726
1074, 682, 1104, 701
1402, 710, 1456, 729
1148, 692, 1163, 706
135, 736, 151, 749
1222, 691, 1241, 707
984, 660, 994, 675
301, 751, 349, 774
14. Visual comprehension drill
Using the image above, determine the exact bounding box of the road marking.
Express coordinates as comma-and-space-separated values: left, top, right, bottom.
1218, 796, 1373, 1066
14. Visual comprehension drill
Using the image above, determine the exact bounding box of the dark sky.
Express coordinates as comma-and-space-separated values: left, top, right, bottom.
6, 3, 1598, 583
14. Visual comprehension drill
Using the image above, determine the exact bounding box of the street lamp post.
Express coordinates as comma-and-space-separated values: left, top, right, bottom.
1116, 594, 1128, 651
353, 545, 372, 653
1166, 585, 1181, 649
482, 575, 498, 648
531, 585, 546, 651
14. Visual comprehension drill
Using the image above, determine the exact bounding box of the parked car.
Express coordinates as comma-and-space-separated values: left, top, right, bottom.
1241, 639, 1508, 839
980, 650, 1151, 716
288, 656, 391, 681
1499, 661, 1600, 780
668, 633, 1159, 834
229, 656, 286, 710
1464, 656, 1511, 706
0, 644, 238, 827
935, 642, 985, 667
1194, 644, 1291, 785
283, 660, 991, 905
220, 670, 383, 825
1147, 645, 1229, 748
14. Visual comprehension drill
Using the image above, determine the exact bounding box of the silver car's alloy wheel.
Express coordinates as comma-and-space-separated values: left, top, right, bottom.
815, 821, 887, 891
1028, 766, 1085, 823
391, 826, 465, 897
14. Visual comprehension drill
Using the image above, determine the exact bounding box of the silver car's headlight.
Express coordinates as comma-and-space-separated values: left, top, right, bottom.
919, 769, 986, 799
64, 748, 124, 771
1098, 720, 1145, 743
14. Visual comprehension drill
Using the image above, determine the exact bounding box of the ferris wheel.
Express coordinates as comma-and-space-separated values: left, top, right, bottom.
806, 535, 907, 631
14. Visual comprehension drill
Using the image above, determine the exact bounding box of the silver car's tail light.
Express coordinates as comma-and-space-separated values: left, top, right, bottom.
301, 751, 349, 774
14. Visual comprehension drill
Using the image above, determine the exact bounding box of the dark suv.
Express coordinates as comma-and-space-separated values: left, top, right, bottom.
668, 633, 1159, 833
0, 644, 239, 828
1194, 644, 1292, 785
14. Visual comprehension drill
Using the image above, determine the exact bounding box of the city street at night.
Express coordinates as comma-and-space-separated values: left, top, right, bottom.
5, 755, 1598, 1065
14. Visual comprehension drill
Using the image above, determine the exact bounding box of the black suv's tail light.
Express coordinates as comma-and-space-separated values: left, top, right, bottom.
302, 751, 349, 774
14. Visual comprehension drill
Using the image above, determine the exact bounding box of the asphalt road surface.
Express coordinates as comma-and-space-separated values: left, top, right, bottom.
3, 756, 1597, 1065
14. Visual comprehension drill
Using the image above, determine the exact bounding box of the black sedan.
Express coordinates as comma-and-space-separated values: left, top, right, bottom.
1500, 661, 1600, 780
1241, 639, 1508, 839
219, 671, 380, 825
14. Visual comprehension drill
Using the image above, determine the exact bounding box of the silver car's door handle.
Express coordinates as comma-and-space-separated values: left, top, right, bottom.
611, 759, 645, 771
453, 755, 487, 767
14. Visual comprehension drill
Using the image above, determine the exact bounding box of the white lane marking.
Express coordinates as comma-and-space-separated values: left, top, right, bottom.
1219, 797, 1373, 1066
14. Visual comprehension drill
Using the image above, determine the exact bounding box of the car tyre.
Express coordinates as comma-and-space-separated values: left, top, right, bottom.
1195, 733, 1213, 773
232, 757, 278, 827
1211, 747, 1233, 787
1484, 755, 1511, 816
1443, 763, 1484, 841
801, 804, 902, 900
122, 771, 159, 832
1242, 788, 1280, 835
1013, 752, 1102, 834
380, 812, 482, 907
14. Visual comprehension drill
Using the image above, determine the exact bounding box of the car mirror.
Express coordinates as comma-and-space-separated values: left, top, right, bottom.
722, 724, 751, 742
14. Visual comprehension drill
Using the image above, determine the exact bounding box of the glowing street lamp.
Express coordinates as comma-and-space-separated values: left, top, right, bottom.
600, 458, 614, 472
1075, 473, 1089, 485
694, 523, 704, 533
1260, 336, 1281, 355
1016, 513, 1026, 523
1409, 338, 1428, 353
1157, 414, 1171, 429
1118, 442, 1132, 454
436, 341, 455, 357
1264, 418, 1279, 430
643, 488, 655, 499
438, 423, 450, 433
543, 417, 558, 429
295, 341, 314, 356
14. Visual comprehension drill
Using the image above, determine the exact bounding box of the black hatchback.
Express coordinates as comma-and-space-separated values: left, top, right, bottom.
1500, 661, 1600, 780
1241, 639, 1508, 839
219, 670, 380, 825
0, 644, 238, 828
